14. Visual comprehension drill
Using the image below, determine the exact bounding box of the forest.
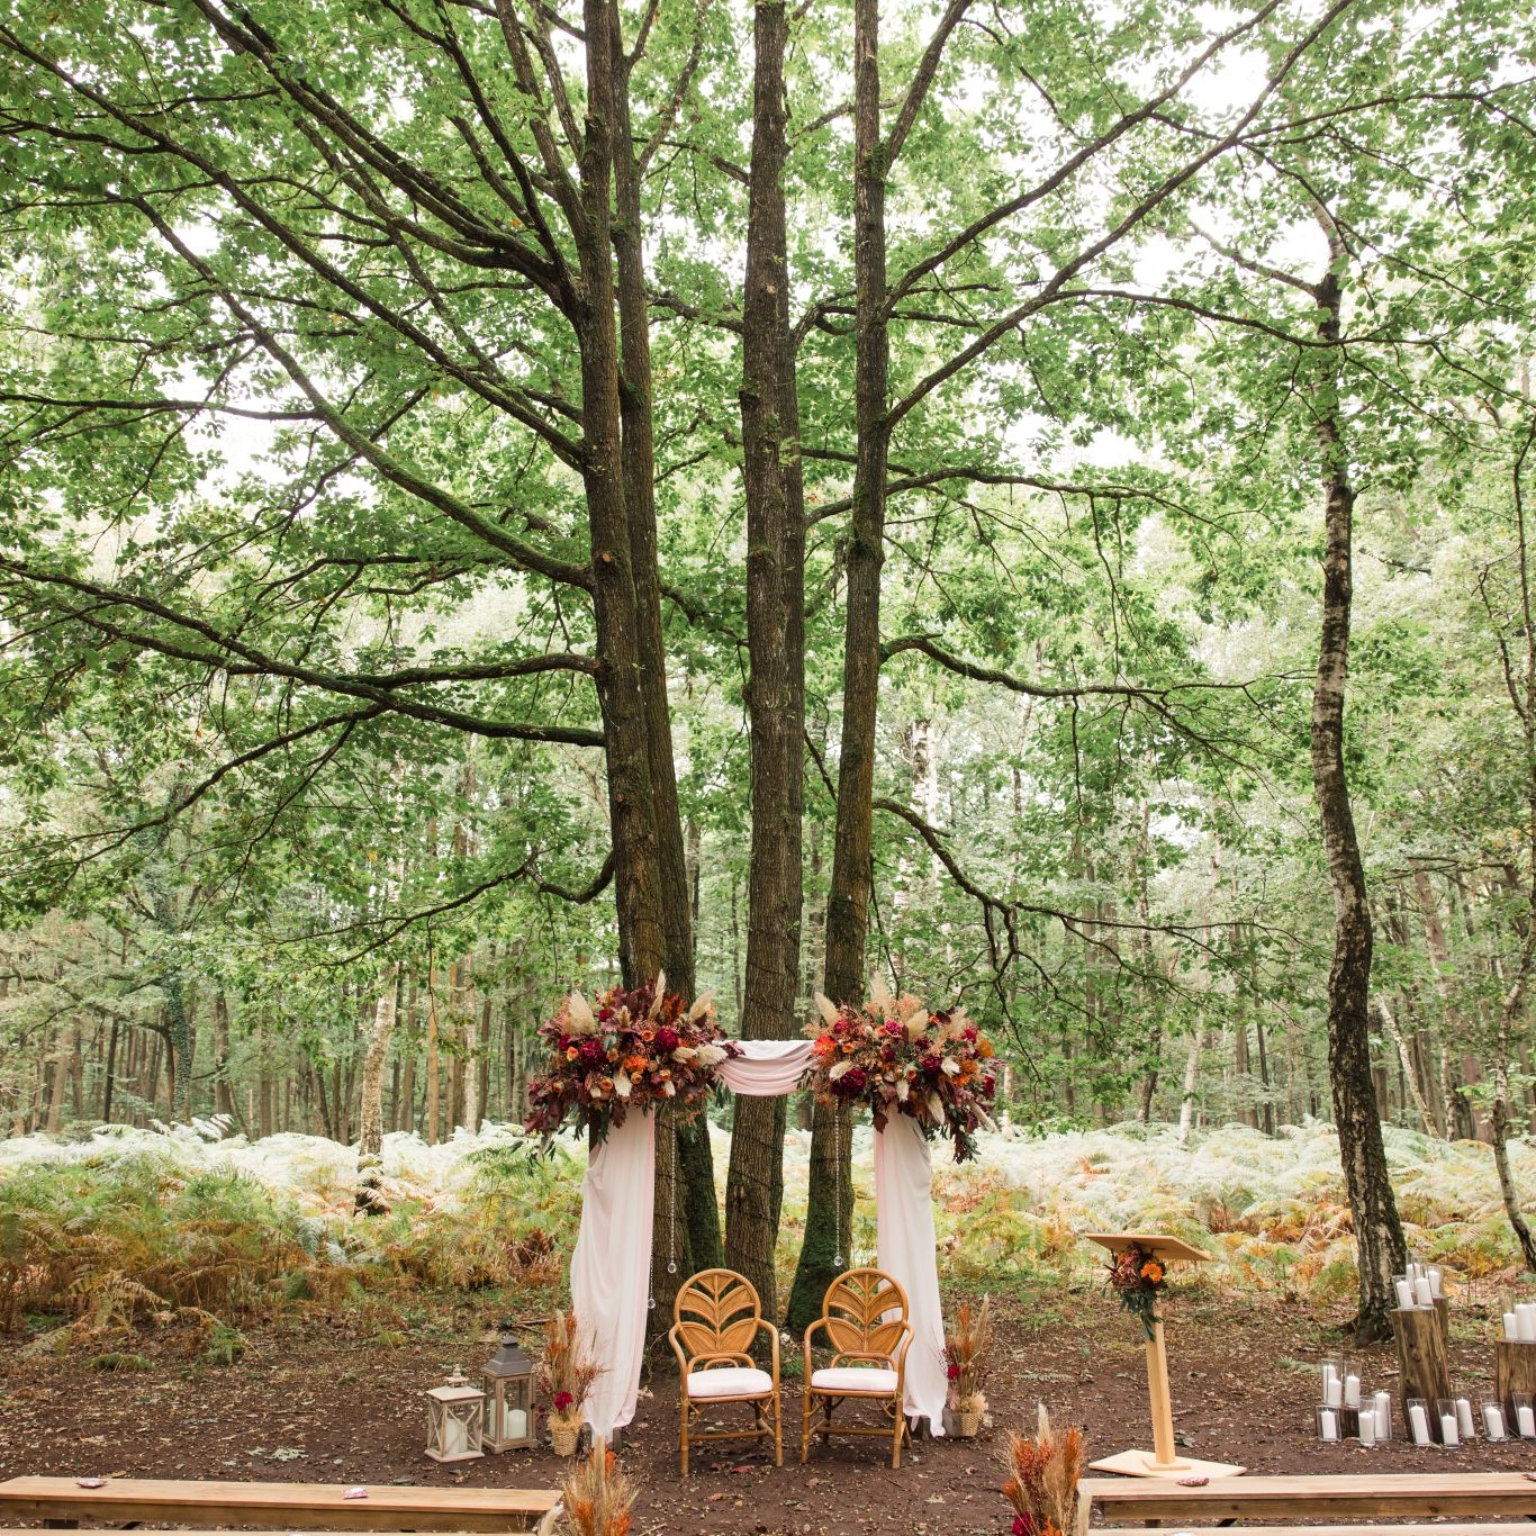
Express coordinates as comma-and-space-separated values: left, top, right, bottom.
2, 0, 1536, 1485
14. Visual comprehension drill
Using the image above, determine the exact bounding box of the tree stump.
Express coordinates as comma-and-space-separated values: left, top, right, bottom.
1395, 1307, 1452, 1441
1495, 1340, 1536, 1421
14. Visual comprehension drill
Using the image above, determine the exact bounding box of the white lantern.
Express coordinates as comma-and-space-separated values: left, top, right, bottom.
425, 1366, 486, 1462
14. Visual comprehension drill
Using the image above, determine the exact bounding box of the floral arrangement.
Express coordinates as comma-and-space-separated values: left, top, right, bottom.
1002, 1405, 1084, 1536
559, 1438, 636, 1536
537, 1307, 602, 1437
944, 1294, 993, 1416
805, 975, 998, 1162
524, 972, 737, 1143
1106, 1242, 1166, 1340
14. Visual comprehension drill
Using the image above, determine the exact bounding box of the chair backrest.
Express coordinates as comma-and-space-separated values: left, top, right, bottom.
672, 1268, 763, 1362
819, 1268, 909, 1359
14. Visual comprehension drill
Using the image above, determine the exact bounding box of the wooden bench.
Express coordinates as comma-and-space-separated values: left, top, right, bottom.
1079, 1472, 1536, 1532
0, 1478, 562, 1536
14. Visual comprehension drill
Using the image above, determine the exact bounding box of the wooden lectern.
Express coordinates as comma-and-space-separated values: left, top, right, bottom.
1083, 1232, 1245, 1481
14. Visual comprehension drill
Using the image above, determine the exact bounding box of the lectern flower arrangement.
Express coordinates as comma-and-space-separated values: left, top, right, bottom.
524, 972, 737, 1144
1105, 1243, 1167, 1341
805, 975, 998, 1162
538, 1307, 602, 1457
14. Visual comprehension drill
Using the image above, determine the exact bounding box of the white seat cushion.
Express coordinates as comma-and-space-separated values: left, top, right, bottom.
810, 1366, 898, 1394
685, 1366, 774, 1399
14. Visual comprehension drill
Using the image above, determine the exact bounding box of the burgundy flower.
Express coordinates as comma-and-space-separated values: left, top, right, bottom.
554, 1391, 573, 1413
983, 1075, 996, 1097
835, 1066, 868, 1095
946, 1363, 961, 1381
1013, 1517, 1032, 1536
962, 1023, 978, 1043
654, 1025, 680, 1054
578, 1038, 606, 1069
920, 1053, 943, 1076
884, 1019, 904, 1037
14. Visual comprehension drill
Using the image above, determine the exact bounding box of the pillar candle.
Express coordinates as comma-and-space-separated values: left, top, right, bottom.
1484, 1404, 1506, 1440
1374, 1392, 1392, 1441
1456, 1399, 1474, 1439
1429, 1266, 1444, 1298
1358, 1410, 1376, 1447
1520, 1403, 1535, 1438
1396, 1279, 1415, 1310
1505, 1311, 1519, 1341
442, 1416, 467, 1457
1408, 1403, 1430, 1445
506, 1407, 527, 1439
1319, 1408, 1339, 1442
1344, 1374, 1361, 1409
1414, 1275, 1434, 1306
1441, 1411, 1460, 1447
1324, 1375, 1342, 1408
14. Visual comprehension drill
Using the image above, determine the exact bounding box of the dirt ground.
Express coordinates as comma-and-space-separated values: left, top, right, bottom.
3, 1286, 1534, 1536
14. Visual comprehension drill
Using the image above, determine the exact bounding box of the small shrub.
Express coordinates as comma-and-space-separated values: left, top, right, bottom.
87, 1351, 152, 1372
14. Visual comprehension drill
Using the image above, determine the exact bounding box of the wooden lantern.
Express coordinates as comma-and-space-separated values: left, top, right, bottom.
482, 1327, 536, 1453
425, 1366, 486, 1462
1083, 1231, 1245, 1482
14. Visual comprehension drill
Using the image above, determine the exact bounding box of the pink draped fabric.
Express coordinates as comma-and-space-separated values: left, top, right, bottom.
715, 1037, 817, 1096
873, 1113, 948, 1435
570, 1109, 654, 1439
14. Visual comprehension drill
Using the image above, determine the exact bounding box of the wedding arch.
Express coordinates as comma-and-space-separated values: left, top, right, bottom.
569, 1037, 950, 1443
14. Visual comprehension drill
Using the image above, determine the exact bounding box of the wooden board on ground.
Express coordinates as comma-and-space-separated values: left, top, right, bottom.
1080, 1471, 1536, 1531
1087, 1449, 1246, 1481
0, 1477, 561, 1534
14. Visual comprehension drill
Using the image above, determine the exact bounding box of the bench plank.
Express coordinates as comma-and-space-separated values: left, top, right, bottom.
1083, 1473, 1536, 1529
0, 1478, 559, 1534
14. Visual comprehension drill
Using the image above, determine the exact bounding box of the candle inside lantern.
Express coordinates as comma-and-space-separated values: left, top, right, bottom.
1395, 1279, 1414, 1310
1319, 1408, 1339, 1442
507, 1408, 527, 1439
1429, 1266, 1443, 1298
1520, 1403, 1535, 1438
1374, 1392, 1392, 1441
1506, 1311, 1519, 1341
1484, 1404, 1507, 1440
1456, 1399, 1474, 1440
1324, 1374, 1342, 1409
1358, 1409, 1376, 1447
1414, 1275, 1433, 1307
1441, 1411, 1460, 1448
1409, 1403, 1431, 1445
1344, 1374, 1361, 1409
442, 1417, 467, 1458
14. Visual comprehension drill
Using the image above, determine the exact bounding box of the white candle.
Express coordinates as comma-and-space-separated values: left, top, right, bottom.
1506, 1311, 1519, 1341
1414, 1276, 1434, 1307
1520, 1404, 1535, 1438
1345, 1374, 1361, 1409
1429, 1266, 1444, 1298
1485, 1405, 1506, 1440
1358, 1410, 1376, 1447
1456, 1399, 1474, 1439
1325, 1375, 1343, 1408
442, 1416, 467, 1457
1375, 1392, 1392, 1441
1396, 1279, 1415, 1310
1524, 1305, 1536, 1342
1441, 1412, 1460, 1447
1319, 1408, 1338, 1442
506, 1407, 527, 1439
1409, 1403, 1430, 1445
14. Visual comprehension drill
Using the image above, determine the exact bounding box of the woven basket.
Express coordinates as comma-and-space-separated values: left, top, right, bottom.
550, 1418, 581, 1457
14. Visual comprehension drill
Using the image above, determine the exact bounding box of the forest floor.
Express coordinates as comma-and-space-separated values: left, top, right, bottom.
4, 1285, 1535, 1536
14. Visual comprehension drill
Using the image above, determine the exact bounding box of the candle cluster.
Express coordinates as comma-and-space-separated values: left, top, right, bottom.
1392, 1262, 1443, 1312
1316, 1360, 1391, 1445
1404, 1395, 1509, 1448
1502, 1302, 1536, 1341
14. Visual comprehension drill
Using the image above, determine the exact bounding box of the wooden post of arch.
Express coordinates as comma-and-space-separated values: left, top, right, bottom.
1082, 1232, 1245, 1481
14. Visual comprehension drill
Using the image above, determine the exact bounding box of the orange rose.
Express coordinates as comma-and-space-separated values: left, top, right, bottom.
1141, 1260, 1164, 1284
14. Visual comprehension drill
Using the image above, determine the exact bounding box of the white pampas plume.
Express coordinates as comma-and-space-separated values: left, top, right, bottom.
696, 1044, 727, 1067
662, 1080, 677, 1097
942, 1057, 961, 1077
687, 989, 715, 1022
896, 1078, 910, 1102
814, 992, 840, 1027
566, 991, 597, 1035
672, 1046, 698, 1062
613, 1074, 633, 1099
648, 971, 666, 1018
927, 1092, 944, 1123
904, 1009, 930, 1041
829, 1060, 853, 1082
869, 973, 894, 1009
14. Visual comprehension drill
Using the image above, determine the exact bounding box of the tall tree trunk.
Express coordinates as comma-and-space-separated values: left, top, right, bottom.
1309, 243, 1406, 1343
1176, 1026, 1202, 1146
725, 0, 807, 1321
102, 1018, 119, 1123
789, 0, 889, 1332
212, 990, 235, 1118
426, 961, 441, 1145
44, 1025, 73, 1134
1373, 996, 1437, 1137
356, 964, 400, 1214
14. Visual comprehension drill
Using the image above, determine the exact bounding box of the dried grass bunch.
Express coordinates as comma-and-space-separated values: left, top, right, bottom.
943, 1294, 992, 1411
1002, 1404, 1085, 1536
559, 1438, 635, 1536
538, 1307, 602, 1427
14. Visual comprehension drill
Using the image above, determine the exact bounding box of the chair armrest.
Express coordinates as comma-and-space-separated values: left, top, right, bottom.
756, 1318, 781, 1382
803, 1316, 829, 1378
668, 1323, 689, 1377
